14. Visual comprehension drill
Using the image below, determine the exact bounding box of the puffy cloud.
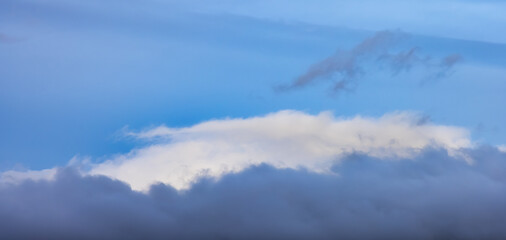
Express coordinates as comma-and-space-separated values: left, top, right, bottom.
277, 30, 462, 94
0, 110, 472, 191
1, 111, 505, 238
88, 110, 471, 191
1, 147, 506, 239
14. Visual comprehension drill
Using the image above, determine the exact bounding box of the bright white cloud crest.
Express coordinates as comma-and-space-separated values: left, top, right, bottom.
87, 110, 471, 191
1, 110, 472, 191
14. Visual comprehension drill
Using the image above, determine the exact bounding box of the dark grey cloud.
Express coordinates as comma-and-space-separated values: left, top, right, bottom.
278, 30, 463, 94
436, 53, 463, 77
1, 147, 506, 239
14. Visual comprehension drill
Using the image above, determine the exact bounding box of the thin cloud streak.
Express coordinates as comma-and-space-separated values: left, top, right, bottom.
277, 30, 462, 94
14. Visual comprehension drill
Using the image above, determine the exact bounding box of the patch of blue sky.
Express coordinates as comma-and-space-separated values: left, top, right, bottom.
1, 0, 505, 170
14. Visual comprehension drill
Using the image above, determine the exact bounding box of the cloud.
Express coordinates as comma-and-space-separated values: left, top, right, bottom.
1, 111, 505, 238
0, 168, 56, 186
435, 53, 463, 78
1, 110, 471, 191
499, 145, 506, 153
1, 147, 506, 239
277, 30, 462, 94
82, 110, 472, 191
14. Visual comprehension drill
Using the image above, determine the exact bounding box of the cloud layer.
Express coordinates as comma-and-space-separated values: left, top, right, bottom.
1, 111, 505, 239
1, 147, 506, 239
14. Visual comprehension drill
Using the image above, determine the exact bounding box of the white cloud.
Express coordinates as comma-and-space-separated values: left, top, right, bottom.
0, 168, 57, 186
0, 110, 473, 191
89, 110, 471, 191
499, 145, 506, 153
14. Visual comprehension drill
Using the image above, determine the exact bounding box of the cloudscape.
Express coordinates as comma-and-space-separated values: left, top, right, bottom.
1, 0, 506, 239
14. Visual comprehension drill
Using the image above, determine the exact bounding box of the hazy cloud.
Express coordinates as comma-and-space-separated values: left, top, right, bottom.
436, 53, 463, 78
278, 30, 462, 94
499, 145, 506, 152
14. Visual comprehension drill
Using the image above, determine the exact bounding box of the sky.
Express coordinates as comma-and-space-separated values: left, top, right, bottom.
1, 0, 506, 238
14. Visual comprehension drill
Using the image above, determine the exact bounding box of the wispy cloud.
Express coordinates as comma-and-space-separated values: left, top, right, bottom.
277, 30, 462, 94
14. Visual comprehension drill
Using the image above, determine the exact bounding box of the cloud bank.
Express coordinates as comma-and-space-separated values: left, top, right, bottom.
1, 110, 505, 239
87, 110, 471, 190
278, 30, 462, 93
1, 147, 506, 239
1, 110, 472, 191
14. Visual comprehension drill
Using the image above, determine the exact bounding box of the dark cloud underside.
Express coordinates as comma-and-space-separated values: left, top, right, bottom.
1, 147, 506, 239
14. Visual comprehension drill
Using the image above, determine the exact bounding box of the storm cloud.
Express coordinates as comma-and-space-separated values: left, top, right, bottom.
278, 30, 462, 93
1, 147, 506, 239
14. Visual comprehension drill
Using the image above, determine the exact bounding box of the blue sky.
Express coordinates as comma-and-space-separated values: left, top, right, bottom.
2, 1, 506, 238
1, 0, 505, 170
